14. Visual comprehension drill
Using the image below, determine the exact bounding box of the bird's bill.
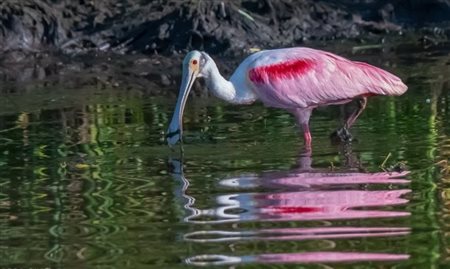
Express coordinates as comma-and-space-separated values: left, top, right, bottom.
166, 68, 197, 146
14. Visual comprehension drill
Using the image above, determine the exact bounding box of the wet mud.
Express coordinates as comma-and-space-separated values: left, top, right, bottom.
1, 0, 450, 57
0, 0, 450, 90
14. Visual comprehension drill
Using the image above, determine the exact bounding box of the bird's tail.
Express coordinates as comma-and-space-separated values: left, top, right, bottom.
355, 61, 408, 96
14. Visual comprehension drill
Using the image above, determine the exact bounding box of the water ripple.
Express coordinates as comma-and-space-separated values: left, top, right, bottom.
170, 151, 411, 266
186, 252, 410, 266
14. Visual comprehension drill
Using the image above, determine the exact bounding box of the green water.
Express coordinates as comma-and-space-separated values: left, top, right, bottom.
1, 43, 450, 268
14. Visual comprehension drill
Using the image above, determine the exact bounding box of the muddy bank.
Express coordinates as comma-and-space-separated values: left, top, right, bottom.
1, 0, 450, 92
1, 40, 449, 98
0, 52, 177, 94
1, 0, 450, 58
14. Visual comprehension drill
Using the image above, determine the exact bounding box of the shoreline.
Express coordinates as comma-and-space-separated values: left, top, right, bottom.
1, 0, 449, 59
0, 36, 448, 96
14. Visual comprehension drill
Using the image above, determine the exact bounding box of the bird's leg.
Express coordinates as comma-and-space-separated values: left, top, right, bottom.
344, 97, 367, 129
296, 146, 313, 171
302, 123, 312, 144
331, 97, 367, 142
291, 108, 313, 149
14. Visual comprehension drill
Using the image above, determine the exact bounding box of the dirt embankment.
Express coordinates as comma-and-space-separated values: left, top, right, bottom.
1, 0, 450, 92
1, 0, 450, 58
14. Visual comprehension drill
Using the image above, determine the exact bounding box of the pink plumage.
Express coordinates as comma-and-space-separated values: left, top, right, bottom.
244, 48, 407, 109
167, 47, 408, 149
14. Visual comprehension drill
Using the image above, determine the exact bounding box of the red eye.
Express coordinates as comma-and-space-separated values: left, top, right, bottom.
192, 60, 198, 65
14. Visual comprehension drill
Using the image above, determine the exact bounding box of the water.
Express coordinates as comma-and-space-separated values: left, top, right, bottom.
0, 43, 449, 268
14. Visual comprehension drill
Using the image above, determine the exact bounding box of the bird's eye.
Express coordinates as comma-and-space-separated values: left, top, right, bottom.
192, 60, 198, 65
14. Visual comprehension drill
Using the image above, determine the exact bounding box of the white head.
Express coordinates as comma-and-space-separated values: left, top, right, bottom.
166, 50, 215, 146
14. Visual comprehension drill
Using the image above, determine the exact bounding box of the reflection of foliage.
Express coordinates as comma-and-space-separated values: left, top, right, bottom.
436, 160, 450, 175
0, 94, 184, 267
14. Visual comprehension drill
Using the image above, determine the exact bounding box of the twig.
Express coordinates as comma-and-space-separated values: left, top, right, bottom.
380, 152, 392, 169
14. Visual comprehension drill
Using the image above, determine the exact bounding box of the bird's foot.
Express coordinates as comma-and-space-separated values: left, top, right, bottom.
330, 127, 353, 143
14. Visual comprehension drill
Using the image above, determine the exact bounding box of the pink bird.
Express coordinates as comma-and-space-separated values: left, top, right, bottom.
167, 47, 407, 148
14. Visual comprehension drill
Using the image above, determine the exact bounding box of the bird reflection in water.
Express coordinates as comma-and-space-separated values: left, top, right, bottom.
169, 149, 411, 266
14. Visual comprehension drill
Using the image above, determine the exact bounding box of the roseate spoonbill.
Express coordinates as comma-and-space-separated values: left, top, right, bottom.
166, 47, 407, 147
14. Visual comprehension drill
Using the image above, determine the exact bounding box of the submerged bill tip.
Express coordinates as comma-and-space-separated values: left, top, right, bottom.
166, 128, 181, 146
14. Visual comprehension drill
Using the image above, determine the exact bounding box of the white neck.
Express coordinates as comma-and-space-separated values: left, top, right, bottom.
205, 62, 238, 103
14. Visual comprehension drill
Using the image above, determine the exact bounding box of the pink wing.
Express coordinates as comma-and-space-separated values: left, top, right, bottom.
245, 48, 407, 109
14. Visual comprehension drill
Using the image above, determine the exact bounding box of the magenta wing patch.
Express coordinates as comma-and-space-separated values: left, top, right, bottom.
248, 59, 316, 84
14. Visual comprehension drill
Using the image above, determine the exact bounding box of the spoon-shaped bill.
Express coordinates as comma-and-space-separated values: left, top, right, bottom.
167, 68, 197, 146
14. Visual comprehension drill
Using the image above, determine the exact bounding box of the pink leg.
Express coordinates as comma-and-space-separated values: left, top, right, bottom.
302, 123, 312, 151
302, 123, 312, 143
290, 108, 313, 148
